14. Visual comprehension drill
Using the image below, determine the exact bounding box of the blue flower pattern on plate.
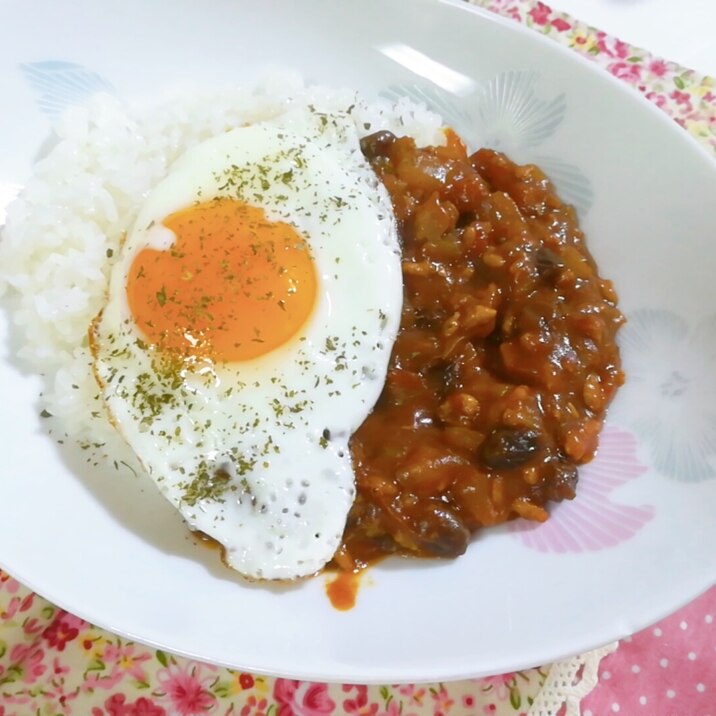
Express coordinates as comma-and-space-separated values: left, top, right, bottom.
613, 308, 716, 482
472, 70, 565, 151
382, 70, 593, 216
20, 61, 114, 118
22, 62, 595, 214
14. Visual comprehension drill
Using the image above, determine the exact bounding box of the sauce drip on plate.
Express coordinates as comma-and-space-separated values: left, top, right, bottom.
325, 570, 363, 611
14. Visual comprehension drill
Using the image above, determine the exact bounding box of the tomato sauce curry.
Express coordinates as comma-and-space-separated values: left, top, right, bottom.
331, 130, 624, 572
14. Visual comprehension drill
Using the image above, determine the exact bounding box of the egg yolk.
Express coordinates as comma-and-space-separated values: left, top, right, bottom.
126, 198, 317, 362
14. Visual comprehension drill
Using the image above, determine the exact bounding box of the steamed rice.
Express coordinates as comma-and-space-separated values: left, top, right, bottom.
0, 73, 444, 472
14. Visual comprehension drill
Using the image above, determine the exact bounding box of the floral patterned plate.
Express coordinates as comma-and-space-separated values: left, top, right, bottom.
1, 0, 716, 684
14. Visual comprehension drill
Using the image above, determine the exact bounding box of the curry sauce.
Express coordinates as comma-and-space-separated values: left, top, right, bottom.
332, 131, 624, 570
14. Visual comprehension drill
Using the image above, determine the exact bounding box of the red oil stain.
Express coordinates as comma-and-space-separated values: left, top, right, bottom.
193, 531, 221, 550
194, 530, 368, 606
325, 570, 363, 611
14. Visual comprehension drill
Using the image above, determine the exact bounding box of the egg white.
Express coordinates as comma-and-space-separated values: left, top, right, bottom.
90, 109, 402, 580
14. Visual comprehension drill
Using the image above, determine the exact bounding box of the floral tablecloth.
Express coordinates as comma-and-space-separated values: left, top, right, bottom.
1, 1, 715, 715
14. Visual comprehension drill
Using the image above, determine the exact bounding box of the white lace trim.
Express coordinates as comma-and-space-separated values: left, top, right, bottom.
528, 642, 619, 716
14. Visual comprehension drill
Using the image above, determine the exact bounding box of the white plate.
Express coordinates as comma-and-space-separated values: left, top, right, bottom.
2, 0, 716, 684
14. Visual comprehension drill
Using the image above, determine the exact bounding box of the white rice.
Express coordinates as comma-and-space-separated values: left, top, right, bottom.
0, 72, 444, 471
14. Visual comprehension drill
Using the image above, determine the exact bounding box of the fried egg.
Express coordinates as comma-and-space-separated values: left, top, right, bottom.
90, 108, 402, 580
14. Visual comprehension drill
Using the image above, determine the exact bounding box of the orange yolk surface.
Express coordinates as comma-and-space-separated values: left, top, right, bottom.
126, 198, 317, 362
